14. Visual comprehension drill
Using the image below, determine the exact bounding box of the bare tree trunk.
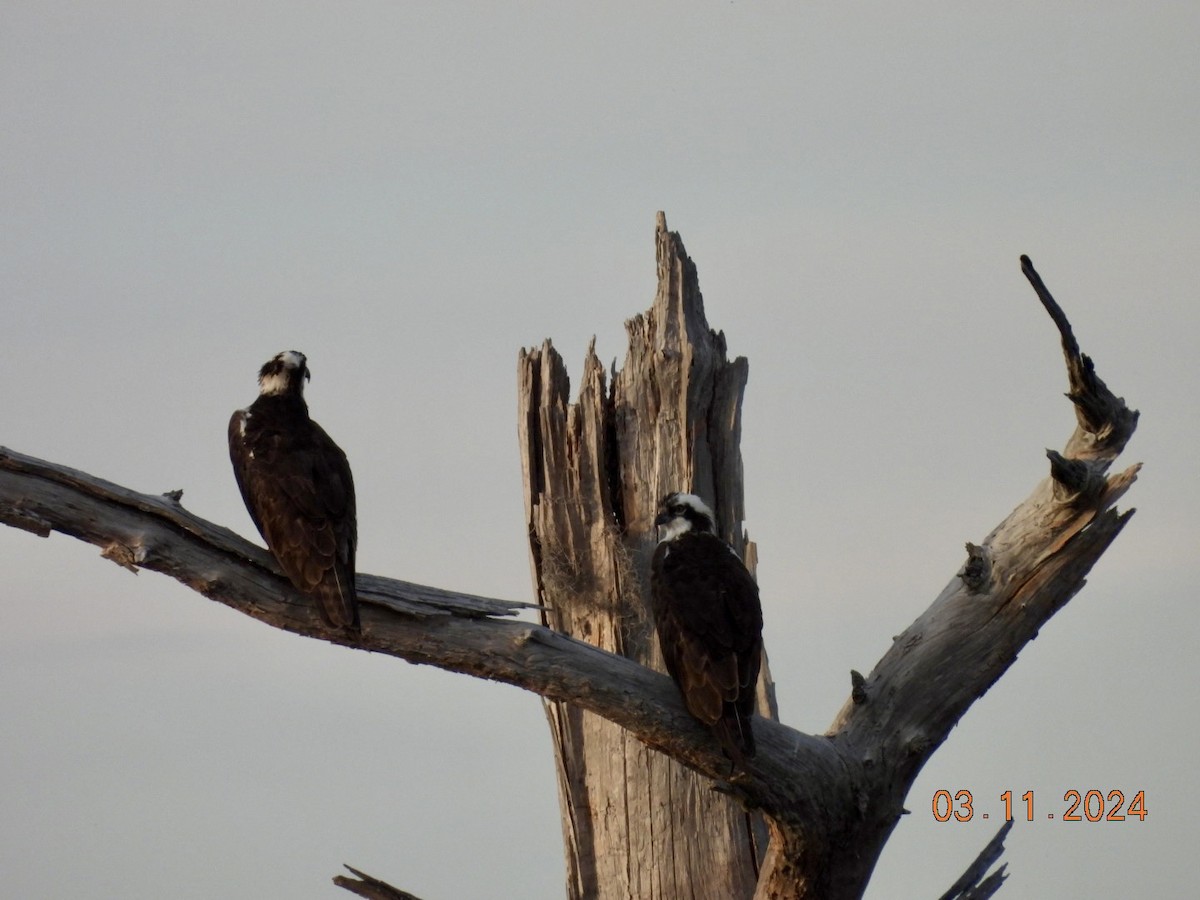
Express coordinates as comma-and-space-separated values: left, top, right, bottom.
0, 216, 1139, 898
517, 212, 773, 899
515, 223, 1138, 899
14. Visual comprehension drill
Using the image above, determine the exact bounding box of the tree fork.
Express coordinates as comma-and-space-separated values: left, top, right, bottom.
0, 225, 1138, 898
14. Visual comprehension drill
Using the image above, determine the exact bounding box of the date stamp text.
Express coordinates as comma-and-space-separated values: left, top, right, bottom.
931, 789, 1148, 823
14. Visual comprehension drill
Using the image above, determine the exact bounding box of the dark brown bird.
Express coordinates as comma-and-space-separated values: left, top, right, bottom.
650, 492, 763, 768
228, 351, 358, 631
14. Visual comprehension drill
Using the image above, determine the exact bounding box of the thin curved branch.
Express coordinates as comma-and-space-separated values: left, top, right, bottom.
333, 865, 426, 900
938, 820, 1012, 900
1020, 254, 1139, 455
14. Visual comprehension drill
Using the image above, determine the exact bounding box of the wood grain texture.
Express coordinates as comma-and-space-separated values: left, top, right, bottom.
0, 235, 1138, 899
518, 212, 777, 900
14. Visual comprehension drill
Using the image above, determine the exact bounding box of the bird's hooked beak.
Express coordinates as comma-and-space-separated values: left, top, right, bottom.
653, 509, 675, 541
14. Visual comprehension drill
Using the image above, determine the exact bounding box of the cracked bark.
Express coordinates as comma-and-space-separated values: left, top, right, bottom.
518, 212, 773, 900
0, 218, 1136, 898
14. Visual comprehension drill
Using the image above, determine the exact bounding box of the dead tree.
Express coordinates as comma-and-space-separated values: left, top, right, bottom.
516, 211, 773, 898
0, 214, 1137, 899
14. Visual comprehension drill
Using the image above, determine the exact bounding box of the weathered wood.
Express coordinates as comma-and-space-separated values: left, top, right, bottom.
0, 233, 1139, 899
0, 447, 532, 625
517, 212, 770, 899
515, 241, 1139, 899
938, 821, 1012, 900
333, 865, 426, 900
794, 255, 1139, 898
0, 445, 842, 810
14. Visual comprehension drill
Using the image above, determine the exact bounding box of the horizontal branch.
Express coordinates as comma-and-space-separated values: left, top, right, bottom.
0, 445, 845, 823
0, 447, 529, 623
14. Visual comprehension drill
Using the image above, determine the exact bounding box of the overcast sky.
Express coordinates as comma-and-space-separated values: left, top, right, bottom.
2, 3, 1196, 898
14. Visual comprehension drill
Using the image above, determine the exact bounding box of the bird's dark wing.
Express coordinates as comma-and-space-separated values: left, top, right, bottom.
228, 409, 358, 630
651, 533, 763, 761
228, 410, 265, 536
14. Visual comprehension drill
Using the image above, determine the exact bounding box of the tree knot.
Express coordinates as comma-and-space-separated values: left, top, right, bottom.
101, 541, 143, 573
957, 543, 992, 592
1047, 450, 1106, 505
850, 669, 868, 705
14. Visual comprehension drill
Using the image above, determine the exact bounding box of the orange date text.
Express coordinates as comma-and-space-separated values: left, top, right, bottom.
931, 789, 1147, 823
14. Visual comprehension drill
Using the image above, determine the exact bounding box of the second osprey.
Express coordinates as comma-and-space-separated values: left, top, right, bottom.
650, 492, 763, 768
229, 351, 359, 631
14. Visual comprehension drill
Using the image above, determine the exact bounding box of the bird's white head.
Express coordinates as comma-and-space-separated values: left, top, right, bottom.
257, 350, 310, 397
654, 492, 717, 543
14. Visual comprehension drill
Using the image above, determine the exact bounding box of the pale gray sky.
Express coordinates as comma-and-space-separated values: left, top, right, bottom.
2, 3, 1196, 898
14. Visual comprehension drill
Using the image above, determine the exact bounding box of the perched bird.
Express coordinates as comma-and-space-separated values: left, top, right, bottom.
228, 351, 359, 631
650, 492, 763, 767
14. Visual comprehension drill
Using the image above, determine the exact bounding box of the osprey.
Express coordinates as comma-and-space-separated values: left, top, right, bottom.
650, 492, 763, 767
228, 351, 359, 631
